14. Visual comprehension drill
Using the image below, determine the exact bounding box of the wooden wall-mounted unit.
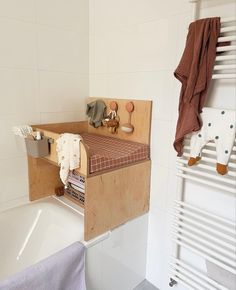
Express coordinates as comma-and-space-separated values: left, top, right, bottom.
27, 98, 152, 241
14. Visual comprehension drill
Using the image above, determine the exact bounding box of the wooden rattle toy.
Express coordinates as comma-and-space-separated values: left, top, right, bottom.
121, 102, 134, 133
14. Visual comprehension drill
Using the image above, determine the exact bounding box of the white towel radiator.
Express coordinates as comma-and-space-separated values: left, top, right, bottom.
169, 1, 236, 289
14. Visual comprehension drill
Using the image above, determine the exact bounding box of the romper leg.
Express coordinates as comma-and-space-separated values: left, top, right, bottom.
188, 131, 208, 166
214, 109, 236, 175
215, 137, 235, 175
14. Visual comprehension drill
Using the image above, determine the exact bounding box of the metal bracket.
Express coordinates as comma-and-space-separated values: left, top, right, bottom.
169, 278, 177, 287
48, 138, 54, 144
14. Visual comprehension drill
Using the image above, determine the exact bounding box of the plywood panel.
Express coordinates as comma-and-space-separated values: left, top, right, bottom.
33, 121, 88, 134
28, 156, 63, 201
84, 160, 151, 241
32, 125, 89, 176
87, 98, 152, 145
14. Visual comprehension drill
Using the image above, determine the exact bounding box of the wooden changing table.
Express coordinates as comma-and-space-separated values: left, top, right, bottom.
28, 98, 152, 241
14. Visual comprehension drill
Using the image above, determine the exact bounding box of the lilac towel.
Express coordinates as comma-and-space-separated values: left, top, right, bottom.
0, 242, 86, 290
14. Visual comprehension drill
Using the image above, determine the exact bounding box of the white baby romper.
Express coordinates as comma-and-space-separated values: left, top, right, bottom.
56, 133, 82, 184
188, 107, 236, 175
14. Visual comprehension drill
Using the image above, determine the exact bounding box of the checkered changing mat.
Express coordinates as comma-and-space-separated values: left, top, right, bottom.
80, 133, 149, 173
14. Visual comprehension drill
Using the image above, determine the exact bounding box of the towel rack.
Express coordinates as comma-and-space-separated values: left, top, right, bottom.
170, 201, 236, 289
177, 137, 236, 194
212, 16, 236, 80
169, 1, 236, 289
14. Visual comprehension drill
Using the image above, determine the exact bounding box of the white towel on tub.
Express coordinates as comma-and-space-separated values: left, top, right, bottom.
56, 133, 82, 185
0, 242, 86, 290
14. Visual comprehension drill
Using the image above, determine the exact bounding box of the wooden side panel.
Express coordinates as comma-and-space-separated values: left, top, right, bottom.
84, 160, 151, 241
32, 121, 88, 166
28, 156, 63, 201
32, 121, 88, 134
32, 128, 89, 176
87, 98, 152, 145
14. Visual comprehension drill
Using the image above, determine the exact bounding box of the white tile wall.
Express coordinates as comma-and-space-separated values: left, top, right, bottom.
0, 19, 37, 69
0, 0, 35, 22
0, 0, 89, 209
36, 0, 88, 33
37, 26, 88, 73
39, 107, 87, 125
1, 0, 235, 288
89, 0, 191, 35
0, 69, 38, 115
0, 157, 28, 204
38, 71, 88, 112
89, 0, 236, 289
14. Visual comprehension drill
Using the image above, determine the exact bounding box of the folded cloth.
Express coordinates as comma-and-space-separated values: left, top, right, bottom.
174, 17, 220, 156
56, 133, 82, 185
0, 242, 86, 290
86, 100, 107, 128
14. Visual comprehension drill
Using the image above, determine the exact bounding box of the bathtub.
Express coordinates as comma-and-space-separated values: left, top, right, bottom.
0, 196, 86, 281
0, 196, 148, 290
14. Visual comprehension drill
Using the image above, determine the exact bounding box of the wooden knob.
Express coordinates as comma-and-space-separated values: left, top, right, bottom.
125, 102, 134, 113
110, 101, 118, 111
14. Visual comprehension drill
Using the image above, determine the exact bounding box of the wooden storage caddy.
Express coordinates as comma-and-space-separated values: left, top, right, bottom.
28, 98, 152, 241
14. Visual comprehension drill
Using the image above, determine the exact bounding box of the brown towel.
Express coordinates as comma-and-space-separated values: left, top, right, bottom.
174, 17, 220, 156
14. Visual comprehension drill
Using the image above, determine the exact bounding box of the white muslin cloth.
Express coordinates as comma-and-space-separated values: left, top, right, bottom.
56, 133, 82, 185
190, 107, 236, 165
0, 242, 86, 290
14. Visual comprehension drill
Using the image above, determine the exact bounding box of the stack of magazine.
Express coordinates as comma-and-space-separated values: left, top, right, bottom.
65, 171, 85, 205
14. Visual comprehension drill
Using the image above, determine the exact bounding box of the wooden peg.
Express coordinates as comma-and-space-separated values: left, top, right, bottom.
110, 101, 118, 111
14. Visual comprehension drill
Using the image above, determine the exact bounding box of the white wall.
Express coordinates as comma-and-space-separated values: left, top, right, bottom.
89, 0, 236, 289
0, 0, 89, 210
0, 1, 235, 288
